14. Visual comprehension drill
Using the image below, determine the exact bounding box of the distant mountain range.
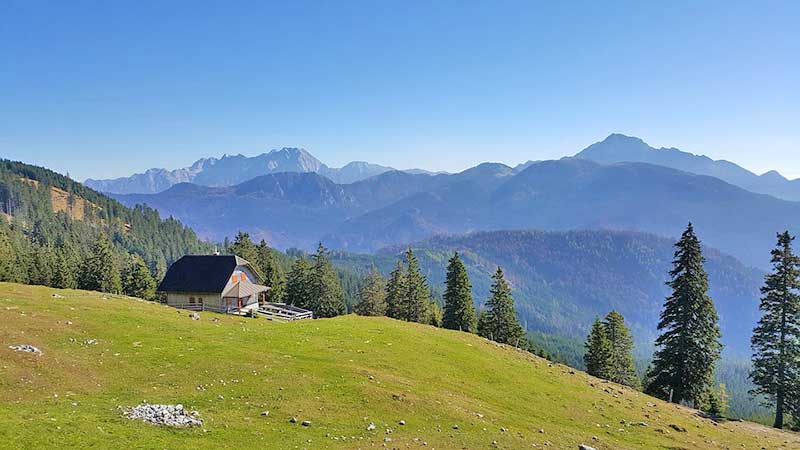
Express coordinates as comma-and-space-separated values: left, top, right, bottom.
84, 148, 440, 194
332, 229, 762, 355
574, 134, 800, 201
113, 154, 800, 269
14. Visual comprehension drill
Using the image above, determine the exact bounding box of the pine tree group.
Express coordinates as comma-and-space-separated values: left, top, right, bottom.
384, 249, 433, 323
584, 311, 638, 387
122, 254, 157, 300
645, 223, 721, 405
79, 236, 122, 294
478, 267, 525, 346
750, 231, 800, 429
442, 252, 477, 332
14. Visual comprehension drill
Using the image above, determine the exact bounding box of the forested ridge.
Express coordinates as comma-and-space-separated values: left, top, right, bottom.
0, 159, 215, 290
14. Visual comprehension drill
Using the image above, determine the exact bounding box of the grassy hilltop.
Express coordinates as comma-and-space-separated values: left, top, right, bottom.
0, 283, 797, 450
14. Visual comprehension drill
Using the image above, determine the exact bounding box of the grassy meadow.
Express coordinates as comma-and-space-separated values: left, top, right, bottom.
0, 282, 797, 449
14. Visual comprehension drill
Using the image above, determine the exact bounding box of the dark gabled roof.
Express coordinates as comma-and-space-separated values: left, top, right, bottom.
158, 255, 253, 293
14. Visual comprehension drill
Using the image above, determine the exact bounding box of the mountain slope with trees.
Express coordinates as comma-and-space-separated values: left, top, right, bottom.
0, 159, 214, 294
331, 229, 763, 356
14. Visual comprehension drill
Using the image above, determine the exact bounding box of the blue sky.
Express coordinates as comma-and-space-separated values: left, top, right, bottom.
1, 1, 797, 181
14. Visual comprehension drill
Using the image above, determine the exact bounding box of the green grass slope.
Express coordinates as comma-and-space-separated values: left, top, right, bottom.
1, 283, 797, 450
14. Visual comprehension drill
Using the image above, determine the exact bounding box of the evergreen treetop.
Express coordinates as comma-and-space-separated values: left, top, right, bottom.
584, 317, 612, 379
442, 252, 477, 333
478, 267, 525, 346
646, 223, 721, 405
750, 231, 800, 429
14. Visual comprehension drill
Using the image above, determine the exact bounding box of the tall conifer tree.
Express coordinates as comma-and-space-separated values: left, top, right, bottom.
309, 243, 346, 318
751, 231, 800, 429
478, 267, 525, 346
284, 257, 313, 310
385, 261, 406, 319
646, 223, 721, 405
256, 239, 285, 303
585, 318, 612, 379
603, 310, 639, 388
401, 248, 430, 323
442, 252, 477, 332
354, 268, 387, 316
229, 232, 258, 268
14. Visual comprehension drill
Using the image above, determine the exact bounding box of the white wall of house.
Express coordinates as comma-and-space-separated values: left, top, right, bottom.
165, 292, 222, 308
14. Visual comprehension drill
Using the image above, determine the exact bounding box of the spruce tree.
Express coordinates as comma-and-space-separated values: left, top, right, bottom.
401, 248, 430, 323
428, 300, 443, 327
354, 268, 387, 316
309, 243, 346, 318
478, 267, 525, 346
52, 245, 78, 289
0, 230, 14, 282
79, 236, 122, 294
256, 239, 285, 303
584, 318, 612, 379
229, 232, 259, 268
603, 310, 639, 388
284, 257, 313, 310
385, 261, 406, 319
645, 223, 721, 405
122, 254, 157, 300
442, 252, 477, 332
750, 231, 800, 429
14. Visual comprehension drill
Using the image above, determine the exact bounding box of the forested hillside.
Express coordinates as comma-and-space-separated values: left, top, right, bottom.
0, 159, 214, 292
332, 229, 762, 355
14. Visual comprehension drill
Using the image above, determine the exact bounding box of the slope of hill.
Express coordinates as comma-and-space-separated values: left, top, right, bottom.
331, 230, 763, 356
85, 148, 414, 194
576, 133, 800, 201
1, 283, 796, 450
0, 159, 215, 283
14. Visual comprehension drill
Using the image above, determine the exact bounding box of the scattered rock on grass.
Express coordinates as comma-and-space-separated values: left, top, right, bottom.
367, 422, 376, 431
121, 403, 202, 427
301, 420, 311, 427
9, 344, 42, 355
578, 445, 598, 450
189, 312, 200, 320
668, 424, 687, 433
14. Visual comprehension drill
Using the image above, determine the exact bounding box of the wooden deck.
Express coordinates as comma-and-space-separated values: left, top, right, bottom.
257, 303, 313, 321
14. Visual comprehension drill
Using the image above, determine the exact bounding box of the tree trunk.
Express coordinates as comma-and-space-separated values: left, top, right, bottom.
774, 391, 784, 429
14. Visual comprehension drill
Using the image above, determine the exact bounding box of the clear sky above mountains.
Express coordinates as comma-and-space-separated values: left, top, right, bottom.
1, 1, 797, 180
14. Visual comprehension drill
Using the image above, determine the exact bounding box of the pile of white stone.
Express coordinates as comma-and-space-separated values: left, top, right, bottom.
9, 344, 42, 355
121, 403, 203, 427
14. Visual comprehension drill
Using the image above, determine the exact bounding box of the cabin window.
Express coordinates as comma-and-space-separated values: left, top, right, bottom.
189, 296, 196, 304
231, 275, 237, 283
241, 272, 247, 281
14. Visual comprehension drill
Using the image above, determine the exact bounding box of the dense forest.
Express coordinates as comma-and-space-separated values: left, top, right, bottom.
0, 159, 215, 292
